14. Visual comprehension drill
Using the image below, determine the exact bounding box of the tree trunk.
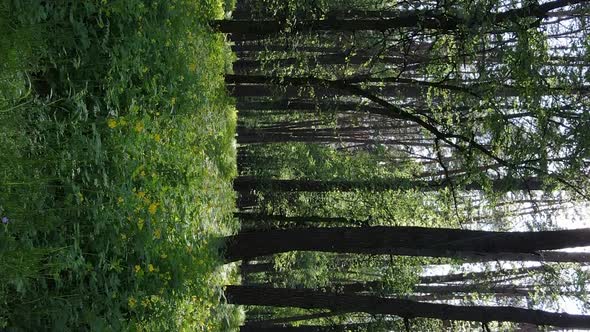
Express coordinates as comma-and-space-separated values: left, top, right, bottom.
240, 322, 394, 331
214, 0, 583, 34
241, 262, 274, 274
226, 285, 590, 328
233, 176, 544, 193
232, 54, 407, 73
244, 311, 340, 328
222, 226, 590, 262
419, 265, 553, 284
235, 212, 358, 225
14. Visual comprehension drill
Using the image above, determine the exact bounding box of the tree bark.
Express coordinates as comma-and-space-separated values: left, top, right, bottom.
223, 226, 590, 262
226, 285, 590, 328
214, 0, 585, 34
233, 176, 544, 193
235, 212, 355, 225
244, 311, 340, 328
240, 322, 388, 332
419, 265, 552, 284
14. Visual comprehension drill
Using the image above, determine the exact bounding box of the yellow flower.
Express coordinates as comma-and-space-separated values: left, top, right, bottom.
148, 264, 155, 273
154, 134, 161, 142
153, 228, 161, 239
117, 196, 124, 205
134, 121, 144, 133
134, 265, 141, 273
107, 118, 117, 128
141, 298, 150, 307
148, 203, 158, 215
136, 191, 146, 199
140, 170, 146, 177
128, 296, 137, 309
137, 218, 144, 230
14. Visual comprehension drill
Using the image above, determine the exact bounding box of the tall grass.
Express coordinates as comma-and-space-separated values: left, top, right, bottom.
0, 0, 240, 330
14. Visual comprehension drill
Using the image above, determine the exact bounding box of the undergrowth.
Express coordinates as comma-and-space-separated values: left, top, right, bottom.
0, 0, 240, 330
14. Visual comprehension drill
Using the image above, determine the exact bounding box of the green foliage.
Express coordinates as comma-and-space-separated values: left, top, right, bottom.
240, 142, 418, 180
0, 0, 240, 330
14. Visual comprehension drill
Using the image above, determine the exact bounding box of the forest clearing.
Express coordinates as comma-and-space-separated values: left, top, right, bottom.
1, 0, 590, 331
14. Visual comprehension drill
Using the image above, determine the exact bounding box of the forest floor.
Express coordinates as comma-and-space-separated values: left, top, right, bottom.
0, 0, 241, 330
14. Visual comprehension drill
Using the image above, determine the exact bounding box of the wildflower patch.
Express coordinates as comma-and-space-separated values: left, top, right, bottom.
0, 0, 240, 330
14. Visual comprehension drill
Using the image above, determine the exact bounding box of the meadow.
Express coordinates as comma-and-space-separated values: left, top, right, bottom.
0, 0, 241, 330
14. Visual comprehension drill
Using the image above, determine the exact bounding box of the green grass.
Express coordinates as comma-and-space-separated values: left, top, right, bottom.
0, 0, 241, 330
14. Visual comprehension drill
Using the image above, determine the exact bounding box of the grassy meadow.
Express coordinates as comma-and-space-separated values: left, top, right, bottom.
0, 0, 241, 330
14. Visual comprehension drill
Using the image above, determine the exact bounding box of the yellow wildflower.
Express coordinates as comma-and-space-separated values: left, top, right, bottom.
141, 298, 150, 307
136, 191, 146, 199
154, 134, 161, 142
128, 296, 137, 309
134, 265, 141, 273
134, 121, 144, 133
137, 218, 144, 230
148, 264, 155, 273
117, 196, 124, 205
153, 228, 161, 239
107, 118, 117, 128
148, 202, 158, 215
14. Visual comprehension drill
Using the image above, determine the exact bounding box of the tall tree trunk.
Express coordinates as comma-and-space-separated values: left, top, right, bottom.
241, 262, 274, 274
214, 0, 583, 34
240, 322, 395, 331
235, 212, 358, 225
226, 285, 590, 328
245, 311, 340, 328
233, 176, 544, 193
232, 54, 407, 73
231, 44, 342, 54
420, 265, 553, 284
222, 226, 590, 262
213, 15, 457, 35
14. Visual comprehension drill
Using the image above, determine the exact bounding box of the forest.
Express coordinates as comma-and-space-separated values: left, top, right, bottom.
218, 0, 590, 330
0, 0, 589, 330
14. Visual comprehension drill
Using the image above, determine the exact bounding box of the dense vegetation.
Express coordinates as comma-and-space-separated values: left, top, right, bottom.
0, 0, 240, 330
